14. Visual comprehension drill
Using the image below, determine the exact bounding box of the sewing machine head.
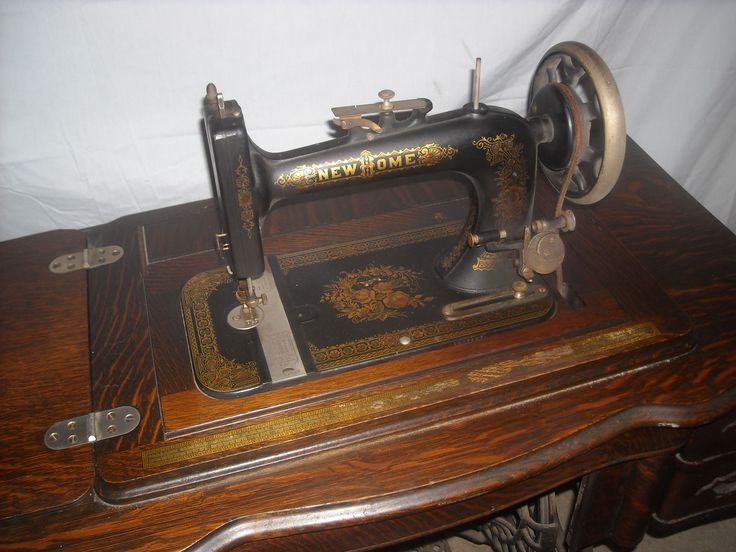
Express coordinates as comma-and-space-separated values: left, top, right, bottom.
189, 42, 625, 398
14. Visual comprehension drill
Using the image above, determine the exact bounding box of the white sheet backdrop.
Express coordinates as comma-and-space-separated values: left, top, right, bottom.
1, 0, 735, 241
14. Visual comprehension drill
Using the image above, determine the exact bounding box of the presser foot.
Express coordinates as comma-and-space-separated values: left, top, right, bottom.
226, 304, 264, 330
227, 278, 268, 330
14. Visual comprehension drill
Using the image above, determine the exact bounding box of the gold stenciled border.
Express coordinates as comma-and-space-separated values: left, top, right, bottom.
235, 156, 255, 237
274, 143, 458, 189
141, 322, 660, 470
142, 376, 462, 470
466, 322, 660, 383
309, 298, 553, 372
182, 270, 260, 392
277, 222, 463, 275
473, 134, 529, 228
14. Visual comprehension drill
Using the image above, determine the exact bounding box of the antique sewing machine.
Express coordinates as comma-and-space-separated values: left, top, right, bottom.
8, 41, 720, 552
191, 41, 626, 397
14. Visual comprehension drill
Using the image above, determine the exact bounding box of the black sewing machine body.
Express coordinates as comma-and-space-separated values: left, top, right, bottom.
187, 42, 625, 398
206, 100, 539, 293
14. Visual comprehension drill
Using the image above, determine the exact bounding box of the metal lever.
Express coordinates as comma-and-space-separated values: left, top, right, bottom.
333, 116, 384, 133
332, 89, 432, 134
332, 90, 430, 117
442, 281, 547, 321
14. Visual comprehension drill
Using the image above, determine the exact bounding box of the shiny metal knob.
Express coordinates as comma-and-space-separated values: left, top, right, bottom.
378, 89, 395, 111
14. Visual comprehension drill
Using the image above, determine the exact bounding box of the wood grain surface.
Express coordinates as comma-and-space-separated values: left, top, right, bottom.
85, 163, 692, 504
0, 230, 93, 519
1, 138, 735, 551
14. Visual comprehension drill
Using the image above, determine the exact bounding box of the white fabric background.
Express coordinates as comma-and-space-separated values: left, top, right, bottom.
1, 0, 735, 241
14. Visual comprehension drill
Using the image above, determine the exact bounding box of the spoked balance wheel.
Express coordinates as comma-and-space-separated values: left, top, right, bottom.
528, 41, 626, 205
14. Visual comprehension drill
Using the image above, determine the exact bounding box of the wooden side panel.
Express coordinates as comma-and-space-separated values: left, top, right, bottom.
652, 410, 736, 533
0, 231, 93, 518
567, 454, 675, 551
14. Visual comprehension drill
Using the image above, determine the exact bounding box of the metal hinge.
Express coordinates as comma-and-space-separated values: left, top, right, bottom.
44, 406, 140, 450
215, 232, 230, 253
49, 246, 124, 274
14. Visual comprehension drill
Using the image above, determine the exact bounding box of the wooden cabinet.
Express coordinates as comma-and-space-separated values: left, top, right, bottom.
1, 139, 735, 551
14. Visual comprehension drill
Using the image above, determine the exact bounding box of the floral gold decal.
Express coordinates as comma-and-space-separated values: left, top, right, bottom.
235, 156, 255, 237
472, 251, 498, 271
274, 143, 457, 189
473, 134, 528, 228
321, 265, 434, 323
309, 298, 554, 372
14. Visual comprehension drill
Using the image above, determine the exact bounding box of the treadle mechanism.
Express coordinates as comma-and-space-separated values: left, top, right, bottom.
397, 491, 568, 552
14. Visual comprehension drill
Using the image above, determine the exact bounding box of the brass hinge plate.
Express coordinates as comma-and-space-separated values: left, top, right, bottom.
49, 246, 124, 273
44, 406, 140, 450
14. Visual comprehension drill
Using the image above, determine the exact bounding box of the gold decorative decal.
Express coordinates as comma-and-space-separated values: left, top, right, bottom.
472, 251, 498, 271
310, 298, 553, 371
473, 134, 528, 227
467, 364, 513, 383
274, 143, 458, 189
278, 222, 462, 275
321, 265, 433, 324
141, 322, 660, 470
182, 270, 260, 392
467, 322, 660, 383
235, 156, 255, 237
141, 376, 461, 470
